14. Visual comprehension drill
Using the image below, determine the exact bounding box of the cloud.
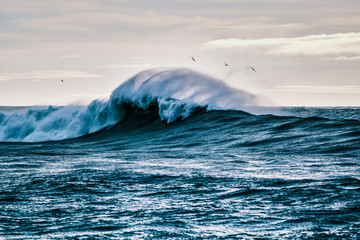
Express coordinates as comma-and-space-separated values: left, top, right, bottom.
0, 33, 37, 41
104, 64, 153, 69
266, 85, 360, 94
14, 11, 188, 33
60, 55, 77, 58
332, 56, 360, 61
203, 32, 360, 57
128, 56, 148, 60
0, 70, 102, 81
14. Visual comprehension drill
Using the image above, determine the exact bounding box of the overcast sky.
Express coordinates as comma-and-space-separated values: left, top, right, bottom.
1, 0, 359, 106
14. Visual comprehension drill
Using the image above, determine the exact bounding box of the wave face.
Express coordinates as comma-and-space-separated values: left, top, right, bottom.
0, 68, 257, 142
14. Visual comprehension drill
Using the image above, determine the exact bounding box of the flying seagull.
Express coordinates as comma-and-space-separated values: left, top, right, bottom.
191, 56, 196, 62
250, 67, 256, 73
225, 62, 230, 67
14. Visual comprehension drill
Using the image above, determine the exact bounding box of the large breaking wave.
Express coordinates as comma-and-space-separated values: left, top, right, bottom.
0, 68, 258, 142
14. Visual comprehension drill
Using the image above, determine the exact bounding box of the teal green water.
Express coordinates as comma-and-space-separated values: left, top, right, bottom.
1, 105, 359, 239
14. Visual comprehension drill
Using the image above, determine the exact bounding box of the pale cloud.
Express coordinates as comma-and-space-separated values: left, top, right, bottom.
332, 56, 360, 61
14, 11, 188, 33
203, 32, 360, 57
0, 1, 103, 16
319, 16, 360, 29
0, 33, 38, 41
267, 85, 360, 94
128, 57, 148, 60
104, 64, 153, 69
0, 70, 102, 81
60, 55, 77, 58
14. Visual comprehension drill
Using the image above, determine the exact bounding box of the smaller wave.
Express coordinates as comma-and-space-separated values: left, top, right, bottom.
0, 68, 258, 142
0, 102, 123, 142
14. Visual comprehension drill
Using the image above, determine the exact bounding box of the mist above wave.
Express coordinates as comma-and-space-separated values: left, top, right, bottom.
110, 68, 257, 111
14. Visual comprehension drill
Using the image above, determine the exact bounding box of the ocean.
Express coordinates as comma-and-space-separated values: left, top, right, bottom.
0, 69, 359, 239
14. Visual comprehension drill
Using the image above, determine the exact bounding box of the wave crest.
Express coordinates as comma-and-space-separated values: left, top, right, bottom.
110, 68, 257, 111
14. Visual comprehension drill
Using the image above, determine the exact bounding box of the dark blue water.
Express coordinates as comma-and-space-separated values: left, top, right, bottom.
0, 106, 359, 239
0, 69, 359, 239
